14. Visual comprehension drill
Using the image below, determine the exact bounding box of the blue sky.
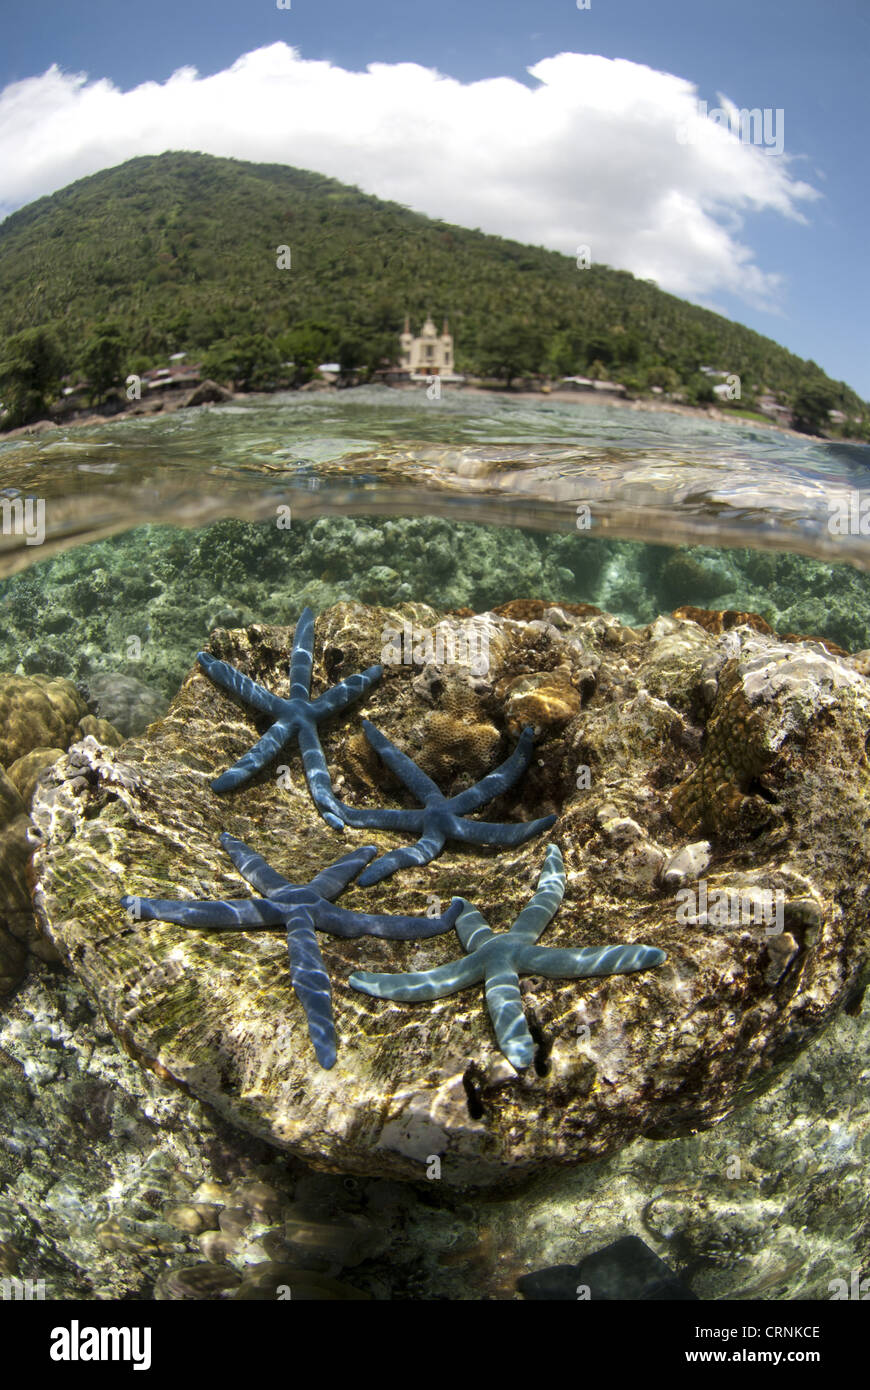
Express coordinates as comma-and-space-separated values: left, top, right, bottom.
0, 0, 867, 397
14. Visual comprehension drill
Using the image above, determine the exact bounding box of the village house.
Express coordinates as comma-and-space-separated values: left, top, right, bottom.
140, 360, 202, 392
560, 375, 627, 396
757, 393, 793, 424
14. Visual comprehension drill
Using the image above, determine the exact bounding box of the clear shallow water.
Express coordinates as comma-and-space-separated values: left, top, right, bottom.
2, 386, 870, 696
1, 386, 869, 575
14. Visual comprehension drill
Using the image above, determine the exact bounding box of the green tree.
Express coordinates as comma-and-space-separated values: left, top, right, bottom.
685, 374, 716, 405
276, 321, 339, 383
646, 364, 681, 393
336, 334, 365, 378
584, 333, 614, 369
475, 320, 545, 388
621, 374, 646, 397
544, 331, 580, 378
201, 333, 281, 391
610, 327, 640, 367
791, 380, 837, 435
355, 328, 400, 377
81, 322, 125, 404
0, 326, 65, 427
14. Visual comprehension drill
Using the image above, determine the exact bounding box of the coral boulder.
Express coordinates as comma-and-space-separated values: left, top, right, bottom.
30, 602, 870, 1185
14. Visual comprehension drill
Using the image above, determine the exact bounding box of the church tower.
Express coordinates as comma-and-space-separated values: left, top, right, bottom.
399, 315, 413, 371
440, 318, 454, 373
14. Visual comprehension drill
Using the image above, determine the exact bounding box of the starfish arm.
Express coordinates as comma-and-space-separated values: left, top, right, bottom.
296, 718, 348, 831
305, 846, 378, 901
450, 813, 557, 847
454, 900, 496, 953
288, 607, 315, 699
309, 665, 383, 719
285, 907, 337, 1069
210, 716, 296, 793
484, 964, 534, 1069
449, 726, 536, 814
359, 719, 442, 802
330, 801, 423, 833
315, 896, 463, 940
519, 942, 667, 979
355, 829, 448, 887
349, 953, 481, 1002
197, 652, 283, 718
218, 832, 294, 896
121, 894, 285, 929
510, 843, 567, 942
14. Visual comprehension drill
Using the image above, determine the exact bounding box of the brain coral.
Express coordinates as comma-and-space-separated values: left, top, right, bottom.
0, 673, 88, 768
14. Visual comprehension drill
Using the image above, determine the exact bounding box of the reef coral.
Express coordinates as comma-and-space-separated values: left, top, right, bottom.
31, 601, 870, 1183
5, 518, 870, 700
0, 672, 123, 992
415, 678, 502, 783
0, 672, 87, 767
85, 672, 167, 737
670, 658, 773, 837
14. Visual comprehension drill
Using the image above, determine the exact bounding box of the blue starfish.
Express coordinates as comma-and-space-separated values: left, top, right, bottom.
121, 834, 462, 1070
197, 607, 381, 830
349, 843, 667, 1069
335, 719, 556, 886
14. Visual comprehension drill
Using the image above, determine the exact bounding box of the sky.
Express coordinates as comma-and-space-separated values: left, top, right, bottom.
0, 0, 867, 397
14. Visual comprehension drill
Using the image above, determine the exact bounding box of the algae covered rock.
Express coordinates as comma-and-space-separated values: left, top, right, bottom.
31, 602, 870, 1185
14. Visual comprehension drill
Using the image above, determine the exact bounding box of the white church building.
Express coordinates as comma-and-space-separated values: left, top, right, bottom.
398, 315, 464, 381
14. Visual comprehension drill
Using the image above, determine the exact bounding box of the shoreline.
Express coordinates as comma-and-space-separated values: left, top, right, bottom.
0, 380, 857, 445
449, 385, 824, 437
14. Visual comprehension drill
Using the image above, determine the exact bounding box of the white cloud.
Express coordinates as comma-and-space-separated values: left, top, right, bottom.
0, 44, 820, 310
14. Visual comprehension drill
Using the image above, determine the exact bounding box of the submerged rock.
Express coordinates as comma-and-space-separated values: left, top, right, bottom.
7, 748, 67, 809
183, 380, 234, 409
85, 672, 168, 737
516, 1235, 697, 1300
0, 672, 124, 991
31, 602, 870, 1185
0, 956, 867, 1299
